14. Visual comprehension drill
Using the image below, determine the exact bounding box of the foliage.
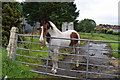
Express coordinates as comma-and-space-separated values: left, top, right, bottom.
112, 31, 119, 35
95, 29, 100, 31
0, 48, 1, 79
2, 2, 22, 46
2, 47, 38, 78
22, 2, 79, 30
90, 31, 94, 37
106, 30, 113, 34
101, 28, 107, 33
77, 19, 96, 32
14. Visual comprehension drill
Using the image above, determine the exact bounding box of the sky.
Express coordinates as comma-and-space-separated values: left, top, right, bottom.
17, 0, 119, 25
74, 0, 119, 25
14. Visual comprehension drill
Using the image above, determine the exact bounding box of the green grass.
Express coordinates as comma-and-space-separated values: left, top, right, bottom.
16, 37, 48, 69
0, 47, 2, 80
2, 45, 63, 79
2, 47, 38, 78
80, 32, 118, 41
80, 32, 119, 58
110, 43, 119, 58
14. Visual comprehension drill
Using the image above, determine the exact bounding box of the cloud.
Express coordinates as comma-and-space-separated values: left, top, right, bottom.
74, 0, 119, 25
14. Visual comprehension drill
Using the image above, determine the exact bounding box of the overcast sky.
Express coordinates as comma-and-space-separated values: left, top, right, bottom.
74, 0, 119, 25
17, 0, 119, 25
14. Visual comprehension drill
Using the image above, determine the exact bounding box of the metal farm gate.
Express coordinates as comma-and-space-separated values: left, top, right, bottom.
14, 34, 120, 79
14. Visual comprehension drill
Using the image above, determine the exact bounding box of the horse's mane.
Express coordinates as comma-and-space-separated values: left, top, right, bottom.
49, 21, 62, 34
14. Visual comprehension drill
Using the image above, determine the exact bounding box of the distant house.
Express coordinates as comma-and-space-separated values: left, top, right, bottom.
94, 26, 103, 29
62, 22, 74, 32
95, 24, 120, 32
113, 29, 118, 32
112, 26, 120, 32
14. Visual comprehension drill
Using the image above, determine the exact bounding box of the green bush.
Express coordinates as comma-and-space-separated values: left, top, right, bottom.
95, 29, 101, 33
101, 28, 107, 33
2, 3, 22, 46
106, 30, 113, 34
112, 32, 119, 35
90, 31, 94, 37
95, 29, 100, 31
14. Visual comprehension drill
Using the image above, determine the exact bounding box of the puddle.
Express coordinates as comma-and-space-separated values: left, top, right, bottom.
88, 42, 109, 57
81, 42, 113, 65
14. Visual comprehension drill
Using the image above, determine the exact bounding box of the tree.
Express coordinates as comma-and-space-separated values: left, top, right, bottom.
2, 2, 22, 46
22, 2, 79, 30
77, 19, 96, 33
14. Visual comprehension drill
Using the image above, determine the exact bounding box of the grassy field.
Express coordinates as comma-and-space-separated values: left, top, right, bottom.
80, 32, 118, 41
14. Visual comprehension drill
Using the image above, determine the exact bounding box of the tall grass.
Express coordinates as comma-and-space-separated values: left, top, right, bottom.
0, 46, 2, 79
2, 47, 38, 78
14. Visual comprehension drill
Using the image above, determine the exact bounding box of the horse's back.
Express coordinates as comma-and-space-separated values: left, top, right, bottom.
61, 30, 80, 46
62, 30, 80, 39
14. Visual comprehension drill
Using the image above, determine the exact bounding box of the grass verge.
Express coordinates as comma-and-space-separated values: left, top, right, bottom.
2, 47, 38, 78
0, 46, 2, 80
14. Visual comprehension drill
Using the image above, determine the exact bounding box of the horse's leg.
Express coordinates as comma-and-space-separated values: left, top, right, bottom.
54, 53, 58, 73
71, 46, 75, 62
76, 49, 80, 67
75, 43, 80, 67
51, 53, 55, 72
51, 48, 58, 74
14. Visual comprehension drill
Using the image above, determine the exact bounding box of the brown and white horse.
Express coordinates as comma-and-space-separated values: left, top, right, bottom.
39, 20, 80, 74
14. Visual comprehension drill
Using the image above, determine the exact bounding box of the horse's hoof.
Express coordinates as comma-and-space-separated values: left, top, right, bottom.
51, 70, 57, 74
76, 64, 79, 67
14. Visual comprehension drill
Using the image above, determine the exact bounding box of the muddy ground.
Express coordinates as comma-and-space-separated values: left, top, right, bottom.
36, 42, 120, 79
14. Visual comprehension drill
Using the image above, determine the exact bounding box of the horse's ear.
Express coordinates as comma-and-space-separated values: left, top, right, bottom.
40, 20, 44, 26
39, 19, 41, 23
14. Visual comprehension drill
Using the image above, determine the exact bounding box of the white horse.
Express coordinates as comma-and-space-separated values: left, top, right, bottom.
39, 20, 80, 74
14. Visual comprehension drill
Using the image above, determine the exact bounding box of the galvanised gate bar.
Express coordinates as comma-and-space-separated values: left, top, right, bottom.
15, 34, 120, 79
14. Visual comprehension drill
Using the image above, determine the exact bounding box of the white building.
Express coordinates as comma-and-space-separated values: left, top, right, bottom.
62, 22, 74, 32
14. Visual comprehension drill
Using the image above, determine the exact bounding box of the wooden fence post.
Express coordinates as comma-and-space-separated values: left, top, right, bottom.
7, 27, 18, 61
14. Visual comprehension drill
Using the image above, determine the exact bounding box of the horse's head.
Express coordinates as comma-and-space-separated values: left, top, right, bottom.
39, 20, 53, 44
